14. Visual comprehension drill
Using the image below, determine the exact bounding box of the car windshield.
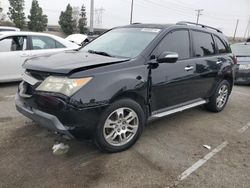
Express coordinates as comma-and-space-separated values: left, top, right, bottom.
231, 44, 250, 57
82, 27, 161, 58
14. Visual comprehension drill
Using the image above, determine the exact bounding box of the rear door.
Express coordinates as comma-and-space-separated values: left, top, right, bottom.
29, 35, 66, 56
151, 29, 200, 111
190, 30, 220, 98
0, 36, 29, 81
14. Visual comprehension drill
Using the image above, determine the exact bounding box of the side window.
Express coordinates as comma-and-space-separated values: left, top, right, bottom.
193, 31, 216, 57
214, 36, 227, 54
0, 36, 27, 52
156, 30, 190, 60
31, 36, 57, 50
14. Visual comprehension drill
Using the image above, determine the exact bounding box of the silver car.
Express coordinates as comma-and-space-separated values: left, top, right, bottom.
0, 32, 79, 82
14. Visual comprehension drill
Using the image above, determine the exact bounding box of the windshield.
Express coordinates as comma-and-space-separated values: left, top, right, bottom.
231, 44, 250, 57
82, 27, 161, 58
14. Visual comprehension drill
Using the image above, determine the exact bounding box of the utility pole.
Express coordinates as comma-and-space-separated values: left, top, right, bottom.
244, 18, 250, 39
233, 19, 239, 41
195, 9, 204, 24
90, 0, 94, 34
130, 0, 134, 24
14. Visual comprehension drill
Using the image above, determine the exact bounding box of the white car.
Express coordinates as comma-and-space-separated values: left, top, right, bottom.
65, 34, 89, 46
0, 26, 20, 32
0, 32, 79, 82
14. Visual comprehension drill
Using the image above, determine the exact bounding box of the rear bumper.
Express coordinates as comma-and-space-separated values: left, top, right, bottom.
15, 94, 75, 138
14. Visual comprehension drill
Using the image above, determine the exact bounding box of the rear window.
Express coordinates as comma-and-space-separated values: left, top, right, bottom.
193, 31, 216, 57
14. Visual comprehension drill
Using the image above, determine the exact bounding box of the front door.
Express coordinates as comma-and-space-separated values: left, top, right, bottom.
150, 29, 199, 112
0, 36, 29, 81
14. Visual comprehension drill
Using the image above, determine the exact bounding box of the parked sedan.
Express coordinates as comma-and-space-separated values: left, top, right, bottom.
0, 32, 79, 83
231, 42, 250, 84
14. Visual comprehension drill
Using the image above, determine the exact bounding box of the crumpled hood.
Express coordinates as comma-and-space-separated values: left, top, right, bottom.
237, 56, 250, 65
23, 50, 129, 74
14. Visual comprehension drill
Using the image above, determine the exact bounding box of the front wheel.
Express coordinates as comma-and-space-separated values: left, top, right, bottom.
206, 80, 231, 112
94, 99, 145, 153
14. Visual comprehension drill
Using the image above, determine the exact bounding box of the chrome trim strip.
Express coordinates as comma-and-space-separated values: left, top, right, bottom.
22, 73, 39, 86
152, 100, 207, 118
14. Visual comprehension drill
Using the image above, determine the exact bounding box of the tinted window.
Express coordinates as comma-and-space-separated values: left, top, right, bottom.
156, 30, 190, 60
193, 31, 216, 57
31, 36, 57, 50
214, 36, 227, 54
0, 36, 27, 52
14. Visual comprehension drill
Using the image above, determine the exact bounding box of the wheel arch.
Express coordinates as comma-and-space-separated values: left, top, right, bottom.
110, 91, 150, 119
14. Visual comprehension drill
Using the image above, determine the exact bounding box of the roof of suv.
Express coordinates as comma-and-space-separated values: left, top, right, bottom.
120, 22, 224, 36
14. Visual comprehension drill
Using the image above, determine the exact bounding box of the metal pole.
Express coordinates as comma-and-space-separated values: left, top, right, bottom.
244, 18, 250, 39
233, 19, 239, 41
195, 9, 204, 24
130, 0, 134, 24
90, 0, 94, 34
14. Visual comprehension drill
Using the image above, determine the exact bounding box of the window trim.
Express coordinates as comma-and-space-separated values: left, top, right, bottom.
151, 28, 192, 61
190, 29, 217, 58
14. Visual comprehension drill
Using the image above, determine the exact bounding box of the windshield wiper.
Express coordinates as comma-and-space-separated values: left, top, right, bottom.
88, 49, 112, 57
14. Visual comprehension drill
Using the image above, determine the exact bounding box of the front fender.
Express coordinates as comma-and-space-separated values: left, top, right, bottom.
70, 65, 149, 108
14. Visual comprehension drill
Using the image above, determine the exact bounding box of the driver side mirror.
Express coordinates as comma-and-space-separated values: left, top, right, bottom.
157, 51, 179, 63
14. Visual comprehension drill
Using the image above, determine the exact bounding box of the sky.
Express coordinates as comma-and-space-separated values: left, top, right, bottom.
1, 0, 250, 37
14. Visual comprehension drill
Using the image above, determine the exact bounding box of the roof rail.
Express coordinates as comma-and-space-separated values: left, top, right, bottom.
176, 21, 222, 33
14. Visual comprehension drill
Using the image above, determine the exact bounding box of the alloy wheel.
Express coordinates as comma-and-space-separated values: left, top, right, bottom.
103, 107, 139, 146
216, 84, 229, 109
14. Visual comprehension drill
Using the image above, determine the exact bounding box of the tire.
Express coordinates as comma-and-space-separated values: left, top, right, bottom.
206, 80, 231, 112
94, 98, 145, 153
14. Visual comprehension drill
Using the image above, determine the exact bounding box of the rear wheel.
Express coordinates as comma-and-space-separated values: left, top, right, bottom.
94, 99, 145, 153
206, 80, 231, 112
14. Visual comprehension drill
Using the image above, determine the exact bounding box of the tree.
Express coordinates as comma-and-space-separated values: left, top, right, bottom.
28, 0, 48, 31
8, 0, 26, 29
0, 1, 5, 23
58, 4, 74, 35
78, 4, 87, 34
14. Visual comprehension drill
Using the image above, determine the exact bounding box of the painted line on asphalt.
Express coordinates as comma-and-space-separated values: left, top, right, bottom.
178, 141, 228, 181
4, 94, 16, 99
238, 122, 250, 134
233, 91, 250, 97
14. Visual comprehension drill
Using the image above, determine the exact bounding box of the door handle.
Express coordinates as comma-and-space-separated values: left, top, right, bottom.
184, 66, 194, 71
20, 52, 29, 57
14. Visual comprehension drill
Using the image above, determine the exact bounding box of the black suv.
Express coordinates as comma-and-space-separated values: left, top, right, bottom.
16, 22, 236, 152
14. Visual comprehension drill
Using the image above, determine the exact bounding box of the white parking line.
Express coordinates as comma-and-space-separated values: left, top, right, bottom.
238, 122, 250, 134
178, 141, 228, 181
4, 94, 16, 99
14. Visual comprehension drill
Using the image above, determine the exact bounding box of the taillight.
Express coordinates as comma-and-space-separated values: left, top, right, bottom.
232, 55, 238, 65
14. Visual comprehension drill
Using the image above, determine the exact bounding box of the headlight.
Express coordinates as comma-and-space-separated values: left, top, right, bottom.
36, 76, 92, 96
239, 64, 250, 70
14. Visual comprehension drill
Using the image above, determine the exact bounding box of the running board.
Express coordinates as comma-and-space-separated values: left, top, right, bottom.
152, 100, 207, 118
